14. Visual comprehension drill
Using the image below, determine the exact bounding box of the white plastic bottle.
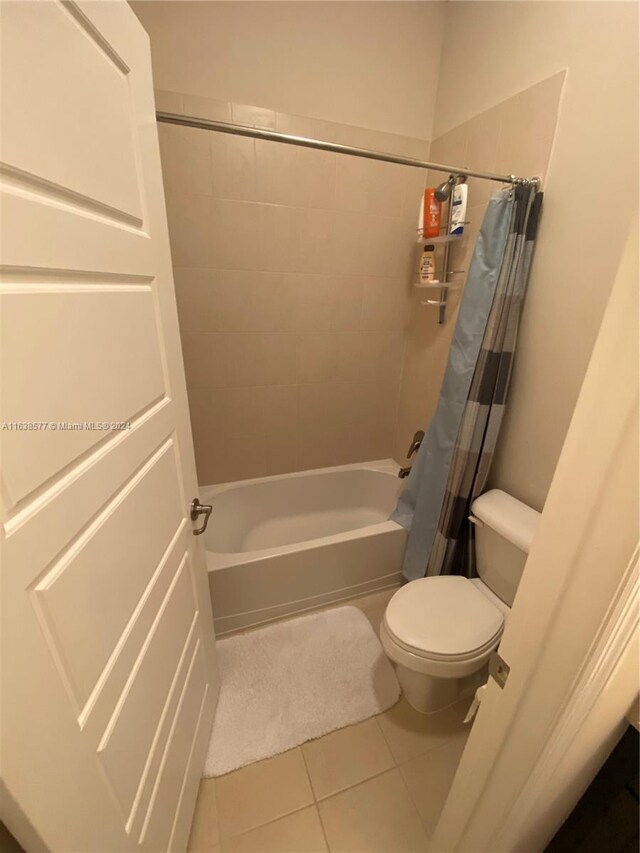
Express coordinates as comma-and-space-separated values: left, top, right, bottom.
449, 182, 468, 236
418, 245, 436, 284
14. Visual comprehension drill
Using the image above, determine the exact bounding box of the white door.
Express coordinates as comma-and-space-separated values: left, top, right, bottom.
0, 2, 219, 851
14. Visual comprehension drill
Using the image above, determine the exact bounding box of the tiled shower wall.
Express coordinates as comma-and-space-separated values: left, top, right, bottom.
158, 91, 428, 484
393, 72, 565, 466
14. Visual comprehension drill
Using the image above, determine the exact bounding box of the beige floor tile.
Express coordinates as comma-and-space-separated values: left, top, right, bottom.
302, 718, 394, 799
318, 768, 429, 852
349, 587, 400, 634
376, 696, 470, 765
399, 736, 469, 836
188, 778, 220, 851
221, 806, 327, 852
216, 749, 314, 841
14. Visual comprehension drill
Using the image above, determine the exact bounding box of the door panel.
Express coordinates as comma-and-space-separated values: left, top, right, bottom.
0, 2, 219, 851
98, 557, 197, 817
33, 441, 184, 708
2, 286, 165, 508
1, 0, 143, 221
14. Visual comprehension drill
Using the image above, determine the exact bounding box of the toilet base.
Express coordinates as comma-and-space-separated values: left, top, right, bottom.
395, 664, 487, 715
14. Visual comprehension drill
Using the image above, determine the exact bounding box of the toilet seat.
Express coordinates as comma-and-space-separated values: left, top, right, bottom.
384, 576, 505, 660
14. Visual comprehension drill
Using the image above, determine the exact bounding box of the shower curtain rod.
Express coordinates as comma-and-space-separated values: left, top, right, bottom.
156, 111, 540, 187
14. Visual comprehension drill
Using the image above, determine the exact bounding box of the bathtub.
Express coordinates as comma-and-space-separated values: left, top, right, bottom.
201, 459, 406, 635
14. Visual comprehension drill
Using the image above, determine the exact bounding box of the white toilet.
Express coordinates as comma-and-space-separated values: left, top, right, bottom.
381, 489, 540, 714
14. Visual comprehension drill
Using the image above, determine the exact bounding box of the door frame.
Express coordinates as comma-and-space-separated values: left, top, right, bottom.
430, 216, 639, 852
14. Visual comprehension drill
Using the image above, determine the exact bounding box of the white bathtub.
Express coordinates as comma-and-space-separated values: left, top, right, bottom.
202, 459, 406, 635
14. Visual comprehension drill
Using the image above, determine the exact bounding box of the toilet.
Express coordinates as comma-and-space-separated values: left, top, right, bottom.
381, 489, 540, 714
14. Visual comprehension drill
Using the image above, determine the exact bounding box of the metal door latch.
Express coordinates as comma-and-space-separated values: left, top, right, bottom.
190, 498, 212, 535
489, 651, 510, 689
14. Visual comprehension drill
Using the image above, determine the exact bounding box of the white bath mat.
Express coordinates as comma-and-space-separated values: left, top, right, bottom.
204, 606, 400, 777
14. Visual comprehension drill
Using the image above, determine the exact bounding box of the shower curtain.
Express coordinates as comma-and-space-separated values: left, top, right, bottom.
393, 184, 542, 581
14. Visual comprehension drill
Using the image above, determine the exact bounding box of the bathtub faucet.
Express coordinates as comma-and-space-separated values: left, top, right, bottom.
398, 429, 425, 479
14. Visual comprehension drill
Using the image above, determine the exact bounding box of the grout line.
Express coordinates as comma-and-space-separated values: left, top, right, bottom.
298, 744, 318, 803
395, 761, 435, 843
314, 800, 332, 853
215, 802, 320, 849
373, 712, 400, 766
174, 265, 411, 282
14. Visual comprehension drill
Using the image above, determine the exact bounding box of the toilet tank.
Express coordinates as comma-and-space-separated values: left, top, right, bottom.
470, 490, 541, 607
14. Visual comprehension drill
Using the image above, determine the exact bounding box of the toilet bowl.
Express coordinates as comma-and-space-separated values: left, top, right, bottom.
381, 490, 540, 714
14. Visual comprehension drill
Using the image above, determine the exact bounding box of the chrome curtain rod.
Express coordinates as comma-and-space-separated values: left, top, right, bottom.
156, 111, 539, 187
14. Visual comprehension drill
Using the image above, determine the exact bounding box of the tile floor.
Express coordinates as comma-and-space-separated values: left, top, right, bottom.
188, 588, 472, 853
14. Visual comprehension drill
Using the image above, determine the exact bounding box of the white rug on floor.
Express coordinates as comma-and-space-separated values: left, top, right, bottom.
204, 606, 400, 777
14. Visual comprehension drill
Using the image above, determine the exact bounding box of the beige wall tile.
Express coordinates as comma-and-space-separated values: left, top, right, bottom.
351, 381, 400, 434
294, 148, 336, 210
158, 124, 211, 196
334, 156, 407, 219
159, 88, 419, 482
360, 277, 410, 331
188, 387, 265, 436
261, 385, 298, 433
462, 108, 501, 207
302, 719, 394, 800
232, 102, 276, 129
494, 71, 565, 181
210, 133, 256, 201
255, 139, 301, 206
265, 430, 299, 477
318, 768, 429, 852
215, 271, 295, 333
275, 111, 334, 142
182, 332, 229, 389
289, 275, 334, 332
295, 334, 360, 384
295, 421, 360, 471
255, 140, 335, 209
183, 332, 297, 388
329, 275, 364, 331
297, 382, 356, 432
256, 205, 299, 273
224, 333, 298, 387
193, 429, 267, 485
174, 268, 221, 333
294, 209, 335, 274
155, 88, 183, 113
403, 167, 428, 231
357, 331, 405, 383
165, 193, 219, 268
220, 806, 327, 853
275, 109, 430, 161
188, 778, 219, 852
183, 94, 231, 122
428, 122, 468, 168
215, 749, 313, 841
214, 199, 262, 271
331, 211, 405, 277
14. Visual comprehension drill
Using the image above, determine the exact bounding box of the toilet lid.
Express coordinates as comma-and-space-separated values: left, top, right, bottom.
385, 576, 504, 657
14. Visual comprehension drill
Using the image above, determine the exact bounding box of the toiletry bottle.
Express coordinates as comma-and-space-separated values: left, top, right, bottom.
423, 188, 441, 238
418, 245, 436, 284
449, 182, 468, 236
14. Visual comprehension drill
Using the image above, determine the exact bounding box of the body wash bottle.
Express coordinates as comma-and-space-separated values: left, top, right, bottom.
422, 188, 442, 238
449, 181, 468, 236
418, 245, 436, 284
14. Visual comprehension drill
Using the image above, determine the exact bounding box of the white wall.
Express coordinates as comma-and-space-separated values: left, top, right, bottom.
131, 1, 445, 140
432, 1, 639, 508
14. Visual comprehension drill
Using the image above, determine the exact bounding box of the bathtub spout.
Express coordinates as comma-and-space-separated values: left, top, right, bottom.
398, 466, 412, 479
